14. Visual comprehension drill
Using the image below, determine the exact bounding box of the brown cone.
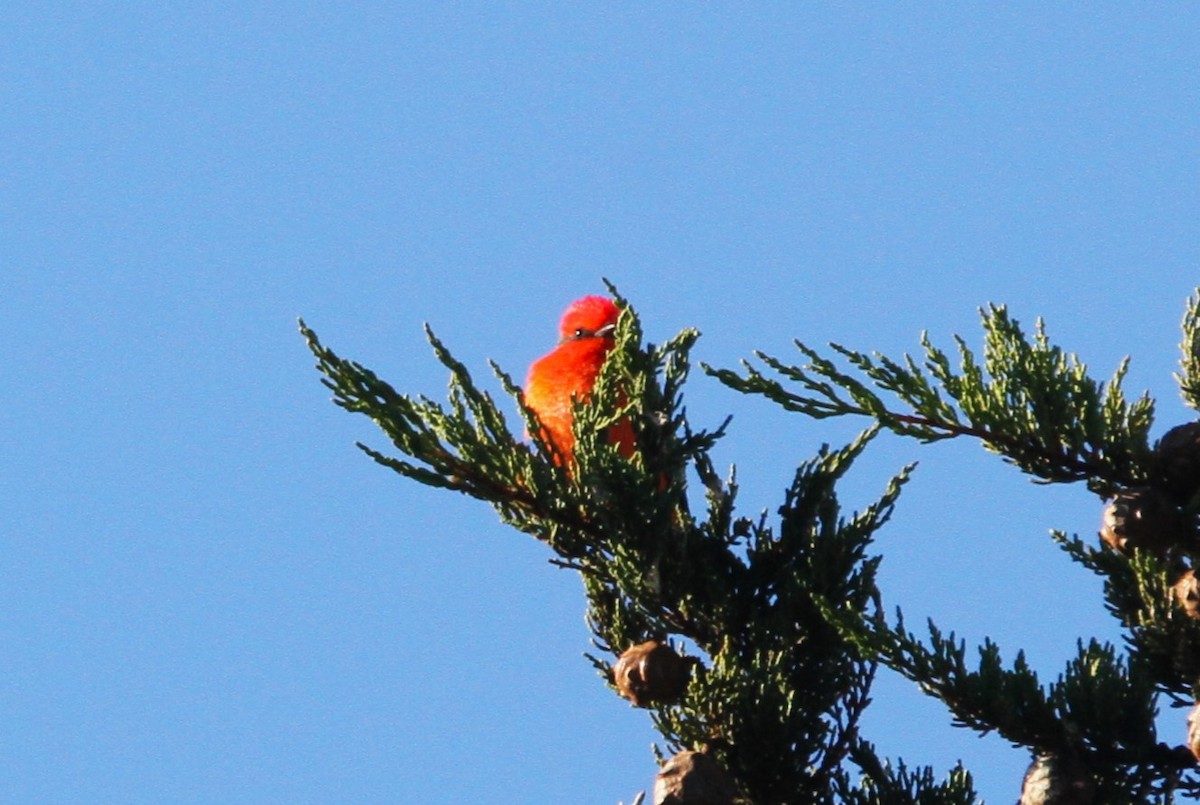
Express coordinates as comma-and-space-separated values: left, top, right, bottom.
1189, 703, 1200, 763
613, 640, 693, 707
1155, 422, 1200, 503
1174, 570, 1200, 620
653, 750, 737, 805
1100, 487, 1183, 555
1018, 752, 1095, 805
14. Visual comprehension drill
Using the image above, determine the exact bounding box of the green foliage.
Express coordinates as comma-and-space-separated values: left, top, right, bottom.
1178, 290, 1200, 413
641, 432, 913, 803
302, 292, 940, 803
706, 305, 1155, 497
836, 746, 976, 805
849, 615, 1177, 800
304, 287, 1200, 803
1055, 529, 1200, 707
704, 289, 1200, 802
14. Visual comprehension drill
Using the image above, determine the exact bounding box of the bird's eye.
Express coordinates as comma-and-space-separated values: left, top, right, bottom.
574, 327, 589, 339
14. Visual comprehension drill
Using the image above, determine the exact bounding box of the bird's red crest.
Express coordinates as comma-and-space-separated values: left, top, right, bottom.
558, 296, 620, 342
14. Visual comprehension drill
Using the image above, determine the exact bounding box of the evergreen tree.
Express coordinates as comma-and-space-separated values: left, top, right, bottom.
301, 286, 1200, 804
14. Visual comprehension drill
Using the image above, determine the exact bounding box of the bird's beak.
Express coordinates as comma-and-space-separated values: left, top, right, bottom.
595, 323, 617, 339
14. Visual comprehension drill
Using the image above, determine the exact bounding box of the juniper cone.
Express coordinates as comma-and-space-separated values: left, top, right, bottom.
653, 751, 737, 805
1155, 421, 1200, 503
1189, 704, 1200, 764
612, 640, 693, 707
1100, 486, 1182, 554
1174, 570, 1200, 620
1018, 753, 1095, 805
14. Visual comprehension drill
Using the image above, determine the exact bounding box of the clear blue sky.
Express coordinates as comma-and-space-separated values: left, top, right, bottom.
3, 5, 1198, 803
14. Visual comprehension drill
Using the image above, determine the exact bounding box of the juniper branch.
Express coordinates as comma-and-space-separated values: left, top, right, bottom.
302, 299, 984, 803
707, 305, 1155, 497
1177, 288, 1200, 412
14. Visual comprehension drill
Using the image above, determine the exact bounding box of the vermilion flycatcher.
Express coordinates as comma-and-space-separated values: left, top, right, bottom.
524, 295, 636, 464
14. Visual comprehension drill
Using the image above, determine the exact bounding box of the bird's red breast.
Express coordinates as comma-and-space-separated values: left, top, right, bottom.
524, 296, 635, 464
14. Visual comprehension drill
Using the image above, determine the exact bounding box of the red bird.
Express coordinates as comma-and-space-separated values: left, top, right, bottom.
524, 295, 636, 464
